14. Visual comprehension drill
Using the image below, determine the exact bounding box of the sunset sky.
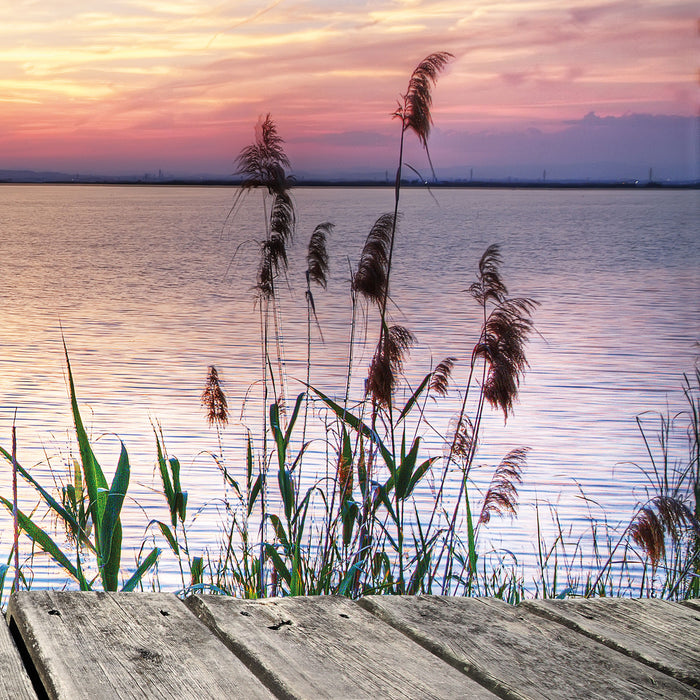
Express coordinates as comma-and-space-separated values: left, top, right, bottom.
1, 1, 697, 181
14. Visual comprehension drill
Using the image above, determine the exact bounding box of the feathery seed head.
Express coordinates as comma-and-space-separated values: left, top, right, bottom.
202, 365, 229, 428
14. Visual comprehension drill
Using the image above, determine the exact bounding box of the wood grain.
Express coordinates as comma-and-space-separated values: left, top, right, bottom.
0, 607, 38, 699
7, 591, 273, 700
187, 593, 495, 699
359, 595, 699, 700
522, 597, 700, 687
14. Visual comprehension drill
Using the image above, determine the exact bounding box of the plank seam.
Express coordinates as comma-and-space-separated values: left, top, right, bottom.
184, 595, 296, 700
519, 602, 700, 690
6, 615, 48, 700
356, 599, 522, 700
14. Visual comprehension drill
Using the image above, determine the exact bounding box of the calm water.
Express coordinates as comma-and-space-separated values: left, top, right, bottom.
1, 184, 698, 590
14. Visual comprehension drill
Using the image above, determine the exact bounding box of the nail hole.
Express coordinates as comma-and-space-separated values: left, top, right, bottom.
339, 613, 349, 619
268, 619, 293, 630
160, 610, 170, 616
48, 609, 61, 617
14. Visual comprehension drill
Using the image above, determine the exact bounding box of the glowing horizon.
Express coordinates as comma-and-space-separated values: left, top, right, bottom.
0, 1, 696, 180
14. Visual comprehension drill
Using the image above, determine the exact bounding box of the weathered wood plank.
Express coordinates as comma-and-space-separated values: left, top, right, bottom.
522, 597, 700, 688
359, 595, 699, 700
0, 610, 38, 699
682, 599, 700, 612
187, 594, 495, 699
7, 591, 273, 700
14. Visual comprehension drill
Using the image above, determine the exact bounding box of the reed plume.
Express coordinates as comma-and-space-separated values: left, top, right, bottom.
629, 495, 699, 568
307, 222, 332, 289
395, 52, 453, 150
470, 245, 538, 419
430, 357, 457, 397
366, 324, 415, 407
469, 244, 508, 305
353, 213, 395, 305
236, 114, 292, 194
445, 414, 474, 461
202, 365, 229, 428
478, 448, 528, 525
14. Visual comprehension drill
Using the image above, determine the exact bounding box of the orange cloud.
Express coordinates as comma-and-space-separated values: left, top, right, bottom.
0, 1, 695, 175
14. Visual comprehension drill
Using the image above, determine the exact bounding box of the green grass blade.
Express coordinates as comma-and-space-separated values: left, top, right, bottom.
0, 447, 94, 552
278, 467, 295, 522
270, 403, 285, 470
407, 457, 438, 500
169, 457, 187, 522
154, 429, 175, 524
284, 393, 305, 446
395, 437, 421, 500
99, 442, 130, 568
265, 544, 292, 586
248, 473, 264, 516
268, 514, 291, 553
102, 520, 122, 590
0, 496, 83, 584
151, 520, 179, 555
121, 547, 161, 592
309, 385, 395, 472
63, 340, 108, 540
337, 562, 363, 596
397, 373, 431, 424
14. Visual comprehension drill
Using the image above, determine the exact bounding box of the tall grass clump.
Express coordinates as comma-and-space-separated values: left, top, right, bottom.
201, 51, 541, 600
5, 51, 693, 602
584, 367, 700, 598
0, 341, 160, 592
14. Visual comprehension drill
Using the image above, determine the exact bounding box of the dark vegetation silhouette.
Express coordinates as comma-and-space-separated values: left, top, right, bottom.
0, 54, 697, 602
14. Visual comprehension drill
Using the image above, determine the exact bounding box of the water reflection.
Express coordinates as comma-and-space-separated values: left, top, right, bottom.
0, 184, 697, 590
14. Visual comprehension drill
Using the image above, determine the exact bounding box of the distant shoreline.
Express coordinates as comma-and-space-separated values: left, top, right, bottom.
1, 177, 698, 189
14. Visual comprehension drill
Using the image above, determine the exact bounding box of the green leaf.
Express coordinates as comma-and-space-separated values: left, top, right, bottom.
0, 496, 83, 584
407, 457, 438, 499
63, 340, 108, 539
268, 514, 291, 553
284, 393, 305, 446
99, 442, 130, 569
308, 386, 395, 472
246, 431, 254, 488
373, 482, 398, 524
154, 429, 175, 523
152, 520, 179, 555
397, 373, 431, 424
190, 556, 204, 586
102, 520, 122, 591
395, 437, 421, 500
270, 403, 285, 470
341, 499, 359, 547
337, 562, 363, 597
248, 473, 264, 516
464, 488, 478, 576
278, 467, 295, 522
121, 548, 161, 592
265, 544, 291, 586
0, 448, 94, 552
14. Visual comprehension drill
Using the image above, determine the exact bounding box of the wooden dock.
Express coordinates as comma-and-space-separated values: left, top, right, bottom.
2, 592, 698, 699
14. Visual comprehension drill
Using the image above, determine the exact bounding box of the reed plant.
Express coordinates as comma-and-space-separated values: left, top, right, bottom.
203, 52, 543, 599
0, 341, 160, 592
1, 52, 696, 604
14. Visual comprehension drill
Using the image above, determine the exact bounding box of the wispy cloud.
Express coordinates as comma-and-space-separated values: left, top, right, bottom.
0, 0, 695, 176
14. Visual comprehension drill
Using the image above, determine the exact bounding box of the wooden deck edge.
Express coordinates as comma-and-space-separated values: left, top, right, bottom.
5, 597, 50, 699
519, 600, 700, 690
